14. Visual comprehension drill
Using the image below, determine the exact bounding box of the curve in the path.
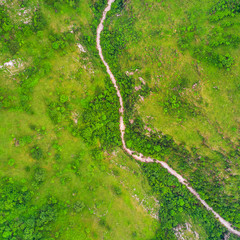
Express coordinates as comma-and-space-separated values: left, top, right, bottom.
96, 0, 240, 237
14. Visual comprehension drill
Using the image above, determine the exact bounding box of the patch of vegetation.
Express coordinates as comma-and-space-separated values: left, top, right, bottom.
30, 145, 44, 160
0, 177, 65, 240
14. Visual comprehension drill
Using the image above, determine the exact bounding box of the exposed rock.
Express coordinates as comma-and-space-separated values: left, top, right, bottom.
135, 85, 142, 91
139, 77, 146, 85
173, 223, 199, 240
77, 43, 86, 53
139, 95, 144, 101
129, 119, 134, 124
0, 59, 24, 74
71, 111, 79, 124
125, 70, 134, 76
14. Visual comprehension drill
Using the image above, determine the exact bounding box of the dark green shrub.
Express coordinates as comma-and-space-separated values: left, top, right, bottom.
112, 185, 122, 196
33, 167, 46, 183
30, 146, 43, 160
73, 201, 85, 213
32, 9, 47, 32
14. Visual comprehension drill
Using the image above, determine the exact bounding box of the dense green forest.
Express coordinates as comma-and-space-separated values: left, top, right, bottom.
0, 0, 239, 239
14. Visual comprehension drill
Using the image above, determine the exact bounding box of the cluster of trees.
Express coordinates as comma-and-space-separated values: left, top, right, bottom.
169, 149, 240, 228
49, 32, 75, 51
177, 24, 196, 50
72, 200, 85, 213
0, 5, 19, 55
18, 66, 41, 112
126, 108, 240, 227
0, 88, 17, 110
80, 84, 121, 149
207, 22, 240, 49
209, 8, 236, 22
193, 46, 234, 69
33, 167, 46, 184
162, 75, 202, 119
70, 153, 83, 176
163, 93, 197, 117
208, 32, 240, 48
175, 0, 240, 70
0, 156, 88, 238
209, 0, 240, 22
0, 178, 63, 239
46, 85, 121, 151
141, 163, 231, 239
29, 125, 47, 136
124, 114, 176, 159
30, 145, 44, 160
32, 9, 47, 32
47, 93, 72, 125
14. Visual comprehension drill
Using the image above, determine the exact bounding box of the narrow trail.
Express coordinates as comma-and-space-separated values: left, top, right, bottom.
96, 0, 240, 237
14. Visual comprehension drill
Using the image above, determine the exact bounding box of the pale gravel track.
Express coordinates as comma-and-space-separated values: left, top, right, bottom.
96, 0, 240, 237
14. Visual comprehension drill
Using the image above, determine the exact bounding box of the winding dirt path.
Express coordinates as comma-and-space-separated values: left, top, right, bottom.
96, 0, 240, 237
